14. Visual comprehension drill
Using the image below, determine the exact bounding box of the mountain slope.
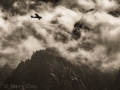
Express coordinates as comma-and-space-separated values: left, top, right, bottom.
1, 48, 118, 90
0, 65, 13, 87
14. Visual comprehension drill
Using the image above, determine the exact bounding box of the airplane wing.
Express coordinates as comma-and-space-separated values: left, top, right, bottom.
35, 14, 40, 17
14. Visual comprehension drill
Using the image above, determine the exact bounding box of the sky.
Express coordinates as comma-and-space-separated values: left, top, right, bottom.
0, 0, 120, 72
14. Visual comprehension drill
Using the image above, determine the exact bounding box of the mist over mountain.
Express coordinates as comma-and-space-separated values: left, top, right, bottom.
0, 0, 120, 72
1, 49, 120, 90
0, 0, 120, 89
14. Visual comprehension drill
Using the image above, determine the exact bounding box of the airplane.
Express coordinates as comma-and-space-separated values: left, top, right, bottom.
31, 14, 42, 20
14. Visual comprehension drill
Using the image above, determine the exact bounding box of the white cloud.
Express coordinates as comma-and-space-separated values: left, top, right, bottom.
0, 0, 120, 71
77, 0, 95, 10
96, 0, 118, 11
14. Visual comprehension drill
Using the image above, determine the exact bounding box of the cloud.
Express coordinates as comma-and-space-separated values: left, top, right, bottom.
0, 0, 120, 72
0, 0, 16, 8
96, 0, 118, 11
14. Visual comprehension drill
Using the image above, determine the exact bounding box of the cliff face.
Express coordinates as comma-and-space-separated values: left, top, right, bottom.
1, 49, 119, 90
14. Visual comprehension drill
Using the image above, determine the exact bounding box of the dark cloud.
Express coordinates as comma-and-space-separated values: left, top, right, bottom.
109, 9, 120, 17
54, 32, 69, 43
71, 21, 91, 40
67, 47, 78, 52
37, 0, 59, 4
80, 42, 95, 51
0, 0, 59, 8
72, 29, 81, 40
0, 0, 16, 8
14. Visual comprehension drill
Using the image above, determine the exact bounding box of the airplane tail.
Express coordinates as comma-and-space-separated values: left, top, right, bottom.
40, 17, 42, 19
38, 17, 42, 20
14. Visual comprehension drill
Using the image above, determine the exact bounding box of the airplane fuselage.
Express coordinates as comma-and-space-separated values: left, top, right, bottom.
31, 14, 42, 20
